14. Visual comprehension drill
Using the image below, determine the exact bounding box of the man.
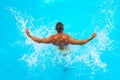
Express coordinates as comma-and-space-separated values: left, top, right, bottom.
25, 22, 96, 50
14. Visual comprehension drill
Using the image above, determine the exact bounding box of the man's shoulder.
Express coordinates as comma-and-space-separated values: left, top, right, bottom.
49, 33, 71, 38
48, 34, 56, 38
64, 33, 71, 37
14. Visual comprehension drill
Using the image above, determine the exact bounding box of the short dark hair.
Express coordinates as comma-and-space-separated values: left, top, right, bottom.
56, 22, 64, 33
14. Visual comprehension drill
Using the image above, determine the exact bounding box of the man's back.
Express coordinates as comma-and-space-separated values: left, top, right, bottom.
50, 33, 70, 50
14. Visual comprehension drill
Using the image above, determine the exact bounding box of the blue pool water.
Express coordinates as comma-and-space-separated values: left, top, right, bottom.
0, 0, 120, 80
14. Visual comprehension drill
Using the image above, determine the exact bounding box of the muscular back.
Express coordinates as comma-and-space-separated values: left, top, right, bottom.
49, 33, 70, 49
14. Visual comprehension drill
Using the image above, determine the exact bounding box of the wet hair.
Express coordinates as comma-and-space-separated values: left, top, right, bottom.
56, 22, 64, 33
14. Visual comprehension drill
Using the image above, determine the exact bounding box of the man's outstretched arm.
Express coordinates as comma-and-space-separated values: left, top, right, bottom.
69, 33, 96, 45
25, 29, 51, 43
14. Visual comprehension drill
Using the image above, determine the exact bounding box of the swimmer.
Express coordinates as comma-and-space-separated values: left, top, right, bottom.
25, 22, 96, 50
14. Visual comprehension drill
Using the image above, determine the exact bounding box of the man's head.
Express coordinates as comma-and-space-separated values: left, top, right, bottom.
56, 22, 64, 33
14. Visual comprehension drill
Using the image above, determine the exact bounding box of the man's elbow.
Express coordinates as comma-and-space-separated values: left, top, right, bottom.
32, 38, 41, 43
76, 41, 88, 45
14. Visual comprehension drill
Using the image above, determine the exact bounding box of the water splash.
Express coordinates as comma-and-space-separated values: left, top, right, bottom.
9, 0, 115, 79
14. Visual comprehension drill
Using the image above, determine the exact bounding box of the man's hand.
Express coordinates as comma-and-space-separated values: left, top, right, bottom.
25, 29, 31, 37
90, 32, 96, 40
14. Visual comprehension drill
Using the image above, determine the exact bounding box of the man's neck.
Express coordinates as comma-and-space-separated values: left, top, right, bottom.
57, 32, 63, 34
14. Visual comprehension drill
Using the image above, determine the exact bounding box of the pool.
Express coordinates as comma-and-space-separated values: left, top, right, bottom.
0, 0, 120, 80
